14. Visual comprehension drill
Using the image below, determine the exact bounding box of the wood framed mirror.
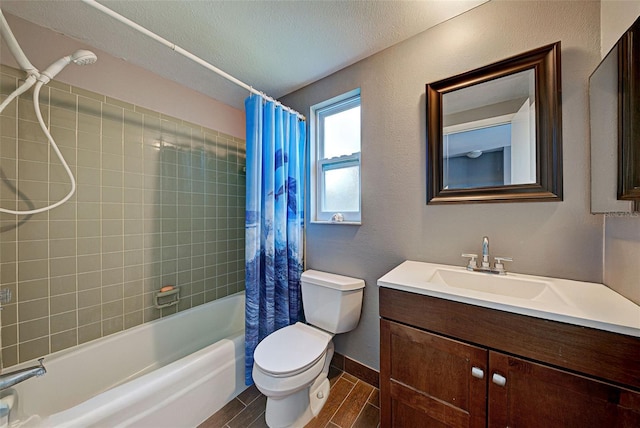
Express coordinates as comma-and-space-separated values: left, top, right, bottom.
590, 16, 640, 213
426, 42, 562, 204
618, 17, 640, 202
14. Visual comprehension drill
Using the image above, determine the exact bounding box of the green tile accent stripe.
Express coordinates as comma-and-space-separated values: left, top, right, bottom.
0, 65, 246, 367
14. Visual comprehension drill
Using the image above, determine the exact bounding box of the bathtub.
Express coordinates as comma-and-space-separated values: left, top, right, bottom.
7, 292, 246, 427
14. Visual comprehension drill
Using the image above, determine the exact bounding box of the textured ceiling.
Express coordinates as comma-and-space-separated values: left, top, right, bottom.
1, 0, 487, 109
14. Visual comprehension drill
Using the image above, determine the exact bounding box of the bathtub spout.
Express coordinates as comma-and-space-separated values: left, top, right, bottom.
0, 358, 46, 391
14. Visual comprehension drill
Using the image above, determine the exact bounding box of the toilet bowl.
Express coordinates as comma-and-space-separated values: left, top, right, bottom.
252, 270, 365, 428
253, 323, 334, 427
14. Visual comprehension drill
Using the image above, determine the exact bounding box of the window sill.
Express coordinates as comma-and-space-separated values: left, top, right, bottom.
310, 220, 362, 226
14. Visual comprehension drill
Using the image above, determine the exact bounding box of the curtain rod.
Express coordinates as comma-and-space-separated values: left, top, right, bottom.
81, 0, 305, 121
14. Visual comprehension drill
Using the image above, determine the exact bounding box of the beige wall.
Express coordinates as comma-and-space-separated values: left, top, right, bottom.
601, 0, 640, 305
0, 16, 246, 367
601, 0, 640, 56
604, 216, 640, 305
283, 0, 603, 370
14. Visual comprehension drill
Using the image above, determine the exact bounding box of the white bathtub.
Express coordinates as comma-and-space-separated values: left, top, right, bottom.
8, 292, 246, 427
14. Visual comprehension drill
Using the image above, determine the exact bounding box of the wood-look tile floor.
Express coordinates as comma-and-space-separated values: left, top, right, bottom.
199, 366, 380, 428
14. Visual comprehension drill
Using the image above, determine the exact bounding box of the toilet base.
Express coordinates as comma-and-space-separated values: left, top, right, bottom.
264, 376, 330, 428
309, 376, 331, 417
263, 342, 335, 427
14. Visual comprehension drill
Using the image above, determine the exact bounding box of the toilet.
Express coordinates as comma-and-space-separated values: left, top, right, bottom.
252, 270, 365, 428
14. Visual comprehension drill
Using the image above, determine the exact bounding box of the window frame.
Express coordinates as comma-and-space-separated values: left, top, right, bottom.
310, 89, 362, 224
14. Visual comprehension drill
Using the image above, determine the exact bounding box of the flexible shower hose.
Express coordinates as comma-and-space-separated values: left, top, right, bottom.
0, 80, 76, 215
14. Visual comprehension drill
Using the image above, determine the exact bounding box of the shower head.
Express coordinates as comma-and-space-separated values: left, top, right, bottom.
70, 49, 98, 66
38, 49, 97, 83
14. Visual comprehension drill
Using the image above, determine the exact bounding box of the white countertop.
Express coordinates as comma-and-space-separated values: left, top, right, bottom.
377, 261, 640, 337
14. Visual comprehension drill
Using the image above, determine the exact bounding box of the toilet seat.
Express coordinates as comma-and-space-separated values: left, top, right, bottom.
254, 322, 332, 377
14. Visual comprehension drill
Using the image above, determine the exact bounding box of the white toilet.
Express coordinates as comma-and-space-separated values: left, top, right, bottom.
252, 270, 365, 428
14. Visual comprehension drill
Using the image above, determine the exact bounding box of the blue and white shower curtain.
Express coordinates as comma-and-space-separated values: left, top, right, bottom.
244, 94, 306, 385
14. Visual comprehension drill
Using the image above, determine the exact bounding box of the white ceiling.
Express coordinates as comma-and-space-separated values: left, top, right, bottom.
1, 0, 487, 110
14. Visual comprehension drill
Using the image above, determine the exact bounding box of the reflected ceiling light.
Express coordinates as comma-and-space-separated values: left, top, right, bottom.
466, 150, 483, 159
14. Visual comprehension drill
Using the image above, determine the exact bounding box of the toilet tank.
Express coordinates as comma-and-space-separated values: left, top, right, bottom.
301, 270, 365, 334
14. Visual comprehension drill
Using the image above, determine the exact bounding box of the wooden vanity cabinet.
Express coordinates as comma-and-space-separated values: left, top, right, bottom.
380, 287, 640, 427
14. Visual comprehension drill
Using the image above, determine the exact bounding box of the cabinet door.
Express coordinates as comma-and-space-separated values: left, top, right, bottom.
381, 319, 488, 428
488, 351, 640, 427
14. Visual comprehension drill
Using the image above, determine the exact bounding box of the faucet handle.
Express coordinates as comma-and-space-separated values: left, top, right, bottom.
461, 253, 478, 271
36, 358, 46, 376
494, 257, 513, 274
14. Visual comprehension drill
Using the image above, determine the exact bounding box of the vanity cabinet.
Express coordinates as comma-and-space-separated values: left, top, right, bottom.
380, 287, 640, 427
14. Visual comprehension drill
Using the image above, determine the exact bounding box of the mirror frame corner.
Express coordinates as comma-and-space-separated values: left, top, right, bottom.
426, 41, 563, 205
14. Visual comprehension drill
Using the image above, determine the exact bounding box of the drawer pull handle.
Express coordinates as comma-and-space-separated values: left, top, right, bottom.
471, 367, 484, 379
492, 373, 507, 387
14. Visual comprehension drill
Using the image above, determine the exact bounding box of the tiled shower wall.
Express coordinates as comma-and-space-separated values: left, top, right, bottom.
0, 65, 246, 367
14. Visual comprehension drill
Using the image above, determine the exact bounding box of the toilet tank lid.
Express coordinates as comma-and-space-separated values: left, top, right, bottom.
301, 270, 365, 291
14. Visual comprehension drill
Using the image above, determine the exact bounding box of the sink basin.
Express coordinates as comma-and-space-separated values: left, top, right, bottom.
426, 268, 569, 306
377, 260, 640, 337
428, 269, 550, 300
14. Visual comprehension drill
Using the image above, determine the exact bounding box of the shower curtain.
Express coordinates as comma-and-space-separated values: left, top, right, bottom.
244, 94, 306, 385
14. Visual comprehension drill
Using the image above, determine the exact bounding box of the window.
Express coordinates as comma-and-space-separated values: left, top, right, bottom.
311, 89, 361, 223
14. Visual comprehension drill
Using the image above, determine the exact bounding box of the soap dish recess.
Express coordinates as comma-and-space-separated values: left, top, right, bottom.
154, 287, 180, 309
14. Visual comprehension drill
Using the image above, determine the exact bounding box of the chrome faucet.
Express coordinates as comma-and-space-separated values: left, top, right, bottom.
462, 236, 513, 275
0, 358, 46, 391
481, 236, 490, 269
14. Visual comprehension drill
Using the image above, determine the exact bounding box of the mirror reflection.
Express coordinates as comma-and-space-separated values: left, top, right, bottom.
442, 69, 536, 189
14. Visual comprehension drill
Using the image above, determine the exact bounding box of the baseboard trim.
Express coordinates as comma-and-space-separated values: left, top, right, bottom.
331, 352, 379, 388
